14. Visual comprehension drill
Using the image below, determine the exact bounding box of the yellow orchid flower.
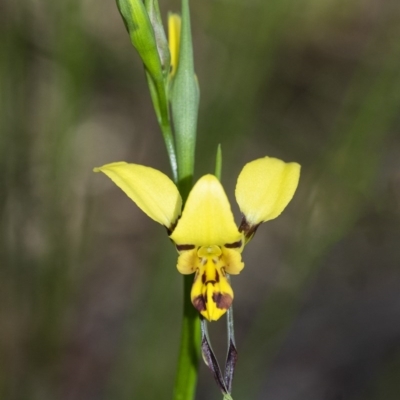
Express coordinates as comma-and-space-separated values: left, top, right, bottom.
94, 156, 300, 321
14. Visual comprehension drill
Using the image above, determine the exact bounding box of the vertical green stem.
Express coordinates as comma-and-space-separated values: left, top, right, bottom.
173, 275, 201, 400
172, 0, 201, 397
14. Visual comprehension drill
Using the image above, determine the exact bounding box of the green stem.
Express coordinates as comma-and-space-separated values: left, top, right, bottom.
171, 0, 201, 397
173, 275, 201, 400
145, 71, 178, 181
160, 121, 178, 182
170, 0, 199, 197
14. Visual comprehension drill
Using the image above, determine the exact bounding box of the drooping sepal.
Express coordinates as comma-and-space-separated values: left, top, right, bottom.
201, 319, 229, 395
94, 162, 182, 230
224, 274, 238, 394
200, 296, 237, 399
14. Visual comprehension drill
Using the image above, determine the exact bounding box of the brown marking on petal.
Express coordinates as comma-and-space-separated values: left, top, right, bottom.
211, 258, 217, 264
212, 292, 233, 310
176, 244, 195, 251
201, 272, 206, 284
238, 216, 261, 239
192, 295, 206, 312
215, 270, 220, 283
224, 240, 242, 249
166, 216, 181, 235
220, 268, 226, 277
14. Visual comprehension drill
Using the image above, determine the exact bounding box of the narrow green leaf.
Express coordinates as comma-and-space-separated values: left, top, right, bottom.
116, 0, 177, 181
144, 0, 171, 75
116, 0, 162, 82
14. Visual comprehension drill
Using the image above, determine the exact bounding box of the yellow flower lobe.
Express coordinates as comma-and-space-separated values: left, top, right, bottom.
94, 162, 182, 229
190, 246, 234, 321
235, 156, 300, 226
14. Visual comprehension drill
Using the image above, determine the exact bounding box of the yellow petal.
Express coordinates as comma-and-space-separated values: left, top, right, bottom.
168, 13, 181, 77
170, 175, 241, 247
94, 162, 182, 229
221, 247, 244, 275
235, 157, 300, 225
176, 248, 198, 274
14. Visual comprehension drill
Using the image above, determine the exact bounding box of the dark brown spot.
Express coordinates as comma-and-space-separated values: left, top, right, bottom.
192, 295, 206, 312
166, 216, 181, 234
238, 216, 261, 239
176, 244, 195, 251
225, 240, 242, 249
212, 292, 233, 310
215, 270, 220, 282
201, 272, 206, 284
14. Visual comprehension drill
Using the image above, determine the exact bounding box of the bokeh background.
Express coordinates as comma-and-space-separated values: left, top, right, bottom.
2, 0, 400, 399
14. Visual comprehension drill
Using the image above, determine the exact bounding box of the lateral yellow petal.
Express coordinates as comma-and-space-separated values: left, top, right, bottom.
176, 248, 198, 275
94, 162, 182, 229
235, 156, 300, 225
170, 174, 241, 247
221, 247, 244, 275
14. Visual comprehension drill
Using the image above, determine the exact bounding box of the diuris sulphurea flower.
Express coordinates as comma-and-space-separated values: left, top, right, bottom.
94, 156, 300, 321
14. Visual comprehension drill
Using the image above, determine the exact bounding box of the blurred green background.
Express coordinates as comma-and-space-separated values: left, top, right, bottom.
1, 0, 400, 399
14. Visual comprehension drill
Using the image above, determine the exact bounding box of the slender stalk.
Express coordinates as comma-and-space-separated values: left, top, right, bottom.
173, 275, 201, 400
172, 0, 201, 397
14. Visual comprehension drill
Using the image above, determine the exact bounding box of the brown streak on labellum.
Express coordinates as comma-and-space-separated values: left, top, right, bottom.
212, 292, 232, 310
201, 272, 206, 284
176, 244, 195, 251
225, 240, 242, 249
215, 270, 220, 282
192, 295, 206, 312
